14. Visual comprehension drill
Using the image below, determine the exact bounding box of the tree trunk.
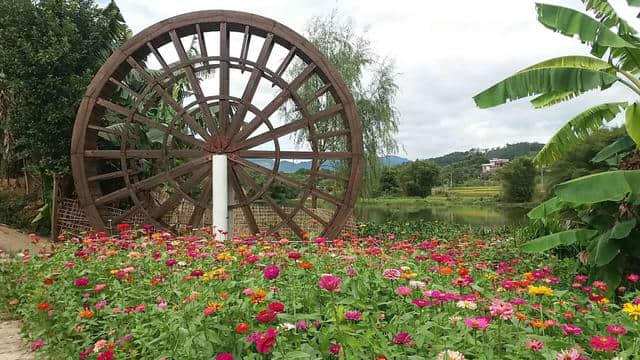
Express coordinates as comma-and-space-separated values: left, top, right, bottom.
619, 149, 640, 170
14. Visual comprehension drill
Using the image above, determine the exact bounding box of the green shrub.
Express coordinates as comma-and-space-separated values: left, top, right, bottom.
498, 157, 536, 203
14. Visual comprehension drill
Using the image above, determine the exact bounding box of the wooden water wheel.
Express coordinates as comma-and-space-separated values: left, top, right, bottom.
71, 10, 363, 239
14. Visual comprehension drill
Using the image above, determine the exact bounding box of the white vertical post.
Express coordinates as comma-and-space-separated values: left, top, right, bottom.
212, 154, 228, 240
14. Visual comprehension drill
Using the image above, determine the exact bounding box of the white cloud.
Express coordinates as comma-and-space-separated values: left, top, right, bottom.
104, 0, 640, 159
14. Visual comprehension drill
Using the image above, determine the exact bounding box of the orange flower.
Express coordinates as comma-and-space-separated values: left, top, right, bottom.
79, 309, 94, 319
515, 312, 527, 321
43, 278, 54, 286
36, 302, 51, 311
438, 267, 454, 276
530, 319, 549, 329
219, 293, 230, 300
251, 289, 267, 304
236, 322, 249, 334
298, 262, 314, 269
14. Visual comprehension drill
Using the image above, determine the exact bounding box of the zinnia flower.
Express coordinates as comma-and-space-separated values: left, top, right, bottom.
623, 302, 640, 319
268, 301, 285, 313
589, 336, 619, 352
236, 323, 249, 334
528, 285, 553, 296
606, 324, 627, 336
437, 350, 466, 360
263, 264, 280, 280
329, 343, 341, 356
75, 277, 89, 287
255, 328, 278, 354
344, 310, 362, 321
561, 324, 583, 335
463, 316, 491, 330
383, 268, 402, 280
489, 300, 513, 320
555, 347, 583, 360
318, 275, 341, 292
392, 332, 413, 346
215, 353, 234, 360
526, 339, 543, 351
412, 299, 431, 308
256, 309, 277, 323
30, 339, 44, 351
396, 286, 412, 296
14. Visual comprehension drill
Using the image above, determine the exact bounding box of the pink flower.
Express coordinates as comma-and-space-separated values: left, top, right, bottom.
628, 273, 640, 282
215, 353, 234, 360
318, 275, 341, 292
95, 300, 108, 309
344, 310, 362, 321
392, 332, 413, 346
329, 343, 341, 356
526, 339, 544, 351
606, 324, 627, 335
383, 268, 402, 280
412, 299, 431, 308
589, 336, 619, 352
346, 267, 357, 277
74, 277, 89, 287
94, 284, 107, 292
30, 339, 44, 351
396, 286, 412, 296
263, 264, 280, 280
464, 316, 491, 330
165, 258, 177, 266
561, 324, 583, 335
489, 300, 513, 320
555, 347, 583, 360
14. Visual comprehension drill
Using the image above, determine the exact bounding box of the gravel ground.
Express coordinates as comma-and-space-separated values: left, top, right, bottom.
0, 321, 33, 360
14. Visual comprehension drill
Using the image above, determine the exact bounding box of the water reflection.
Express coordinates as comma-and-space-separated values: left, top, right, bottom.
354, 204, 529, 226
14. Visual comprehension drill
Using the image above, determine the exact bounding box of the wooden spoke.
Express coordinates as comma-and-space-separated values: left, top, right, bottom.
219, 22, 230, 129
126, 57, 210, 140
88, 124, 119, 135
88, 170, 138, 182
317, 170, 349, 183
195, 24, 209, 63
149, 164, 211, 219
236, 103, 343, 151
146, 42, 178, 84
96, 98, 207, 148
169, 30, 218, 136
234, 166, 306, 238
304, 83, 332, 107
237, 150, 352, 160
229, 167, 259, 234
189, 180, 212, 226
275, 46, 297, 79
239, 25, 251, 70
84, 149, 203, 159
94, 156, 209, 206
313, 129, 350, 141
233, 157, 342, 206
234, 64, 316, 142
108, 77, 144, 102
225, 34, 274, 137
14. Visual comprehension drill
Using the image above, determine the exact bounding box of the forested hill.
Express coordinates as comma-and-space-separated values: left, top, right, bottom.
428, 142, 544, 166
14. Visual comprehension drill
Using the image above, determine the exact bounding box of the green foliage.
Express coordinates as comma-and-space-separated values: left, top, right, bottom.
397, 160, 440, 197
0, 191, 37, 230
283, 11, 401, 196
376, 167, 401, 196
498, 158, 537, 203
0, 0, 128, 177
439, 152, 489, 186
429, 142, 544, 167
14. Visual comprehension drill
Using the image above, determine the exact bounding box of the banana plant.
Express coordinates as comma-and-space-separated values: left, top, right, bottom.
474, 0, 640, 165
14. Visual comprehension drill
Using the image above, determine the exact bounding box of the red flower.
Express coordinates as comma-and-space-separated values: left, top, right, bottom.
589, 336, 619, 352
329, 343, 341, 356
256, 328, 277, 354
36, 303, 51, 311
117, 223, 130, 233
97, 350, 114, 360
268, 302, 285, 313
235, 323, 249, 334
288, 252, 302, 260
256, 309, 277, 323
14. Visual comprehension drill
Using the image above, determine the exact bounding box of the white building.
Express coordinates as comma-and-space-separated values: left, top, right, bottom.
481, 158, 509, 173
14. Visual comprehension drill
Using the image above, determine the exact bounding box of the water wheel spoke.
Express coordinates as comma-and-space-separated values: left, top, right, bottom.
84, 149, 203, 159
232, 156, 343, 206
225, 34, 274, 137
94, 156, 209, 206
316, 170, 349, 183
236, 103, 343, 151
189, 179, 212, 227
170, 30, 219, 136
229, 166, 259, 234
88, 169, 138, 182
275, 46, 297, 80
304, 83, 332, 107
239, 25, 251, 68
149, 164, 211, 219
96, 98, 206, 148
219, 22, 230, 129
237, 150, 352, 160
126, 56, 210, 140
234, 166, 305, 239
195, 24, 209, 65
235, 64, 317, 142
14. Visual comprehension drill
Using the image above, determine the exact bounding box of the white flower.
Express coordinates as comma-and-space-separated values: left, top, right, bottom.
277, 322, 295, 332
437, 350, 466, 360
455, 300, 476, 310
408, 280, 426, 289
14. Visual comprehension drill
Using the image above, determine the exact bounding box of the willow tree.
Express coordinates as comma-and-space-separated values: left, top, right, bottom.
474, 0, 640, 165
283, 11, 401, 199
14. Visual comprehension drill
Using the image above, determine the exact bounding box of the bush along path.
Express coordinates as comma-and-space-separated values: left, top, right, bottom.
1, 226, 639, 359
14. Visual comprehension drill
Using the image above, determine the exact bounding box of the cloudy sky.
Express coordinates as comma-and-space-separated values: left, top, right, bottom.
102, 0, 639, 159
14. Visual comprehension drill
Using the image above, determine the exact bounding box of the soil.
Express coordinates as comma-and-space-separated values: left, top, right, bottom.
0, 225, 42, 255
0, 321, 32, 360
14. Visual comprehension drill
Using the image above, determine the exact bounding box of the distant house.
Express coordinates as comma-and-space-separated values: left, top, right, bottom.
481, 158, 509, 173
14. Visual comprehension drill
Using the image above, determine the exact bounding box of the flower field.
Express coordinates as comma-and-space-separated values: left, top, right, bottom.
1, 226, 639, 359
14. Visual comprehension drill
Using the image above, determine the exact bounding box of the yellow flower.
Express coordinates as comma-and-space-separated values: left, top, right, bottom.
110, 269, 118, 275
207, 301, 224, 311
528, 285, 553, 296
623, 302, 640, 320
598, 297, 609, 305
216, 252, 235, 262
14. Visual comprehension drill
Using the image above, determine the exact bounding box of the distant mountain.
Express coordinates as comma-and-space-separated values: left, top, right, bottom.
249, 155, 410, 173
428, 142, 544, 166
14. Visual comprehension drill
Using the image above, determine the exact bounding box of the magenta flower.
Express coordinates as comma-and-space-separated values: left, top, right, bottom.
318, 275, 341, 292
74, 277, 89, 287
412, 299, 431, 308
215, 353, 234, 360
589, 336, 619, 352
344, 310, 362, 321
329, 343, 341, 356
263, 264, 280, 280
525, 339, 543, 351
561, 324, 583, 335
464, 316, 491, 330
392, 332, 414, 346
165, 258, 177, 267
606, 324, 627, 335
30, 339, 44, 351
628, 273, 640, 282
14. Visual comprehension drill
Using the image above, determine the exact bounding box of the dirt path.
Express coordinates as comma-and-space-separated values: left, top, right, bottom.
0, 321, 33, 360
0, 225, 42, 255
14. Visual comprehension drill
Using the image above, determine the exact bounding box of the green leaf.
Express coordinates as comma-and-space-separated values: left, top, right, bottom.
281, 351, 311, 359
591, 135, 636, 162
530, 90, 584, 108
555, 170, 640, 203
581, 0, 636, 34
527, 196, 566, 219
522, 229, 599, 252
536, 3, 636, 48
473, 67, 618, 109
611, 34, 640, 72
628, 0, 640, 6
591, 230, 620, 266
625, 102, 640, 146
611, 218, 637, 238
534, 102, 627, 165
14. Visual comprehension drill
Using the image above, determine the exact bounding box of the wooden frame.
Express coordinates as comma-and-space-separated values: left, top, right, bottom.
70, 10, 364, 240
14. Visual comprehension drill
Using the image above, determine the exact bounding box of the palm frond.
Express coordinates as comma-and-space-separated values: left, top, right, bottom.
530, 90, 584, 108
581, 0, 636, 34
534, 102, 627, 165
